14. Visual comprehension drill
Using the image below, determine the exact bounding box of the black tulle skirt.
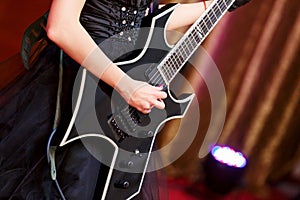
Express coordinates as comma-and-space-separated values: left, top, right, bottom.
0, 43, 165, 200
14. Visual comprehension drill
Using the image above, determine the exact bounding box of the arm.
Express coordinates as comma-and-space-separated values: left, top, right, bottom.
166, 1, 212, 31
46, 0, 214, 114
47, 0, 167, 113
166, 0, 252, 30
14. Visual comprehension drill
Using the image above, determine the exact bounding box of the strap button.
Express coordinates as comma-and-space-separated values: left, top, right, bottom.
114, 180, 130, 189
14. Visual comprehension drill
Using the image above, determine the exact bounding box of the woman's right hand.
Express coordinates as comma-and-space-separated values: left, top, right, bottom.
116, 77, 167, 114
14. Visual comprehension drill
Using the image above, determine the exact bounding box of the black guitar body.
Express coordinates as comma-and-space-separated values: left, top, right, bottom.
51, 0, 234, 198
49, 4, 220, 200
92, 4, 193, 199
51, 4, 197, 200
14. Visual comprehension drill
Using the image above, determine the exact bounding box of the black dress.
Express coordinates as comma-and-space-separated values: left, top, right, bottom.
0, 0, 166, 199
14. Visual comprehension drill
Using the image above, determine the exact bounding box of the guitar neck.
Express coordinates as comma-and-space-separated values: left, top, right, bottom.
157, 0, 235, 84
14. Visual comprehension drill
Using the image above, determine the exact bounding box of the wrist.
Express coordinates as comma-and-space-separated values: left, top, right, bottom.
99, 63, 147, 103
115, 75, 147, 103
100, 62, 126, 88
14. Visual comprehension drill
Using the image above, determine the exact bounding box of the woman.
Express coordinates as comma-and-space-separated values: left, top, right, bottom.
0, 0, 251, 199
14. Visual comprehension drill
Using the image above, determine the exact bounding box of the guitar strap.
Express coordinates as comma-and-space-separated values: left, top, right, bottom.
47, 48, 65, 198
20, 11, 49, 70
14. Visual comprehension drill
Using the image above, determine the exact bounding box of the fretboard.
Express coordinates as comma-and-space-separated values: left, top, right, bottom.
158, 0, 235, 84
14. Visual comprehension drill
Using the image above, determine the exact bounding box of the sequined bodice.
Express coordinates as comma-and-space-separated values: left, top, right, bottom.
80, 0, 151, 59
81, 0, 150, 41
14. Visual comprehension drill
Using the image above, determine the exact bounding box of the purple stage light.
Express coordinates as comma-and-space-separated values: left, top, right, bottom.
211, 146, 247, 168
203, 145, 248, 194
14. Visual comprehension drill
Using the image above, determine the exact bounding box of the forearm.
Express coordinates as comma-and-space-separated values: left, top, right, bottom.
46, 0, 127, 88
166, 1, 212, 31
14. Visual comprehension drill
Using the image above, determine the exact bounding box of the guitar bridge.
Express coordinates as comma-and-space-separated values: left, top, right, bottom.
108, 106, 140, 143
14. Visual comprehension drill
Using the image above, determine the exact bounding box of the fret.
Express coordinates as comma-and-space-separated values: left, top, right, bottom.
214, 3, 222, 18
177, 52, 185, 67
172, 54, 180, 70
165, 60, 174, 80
174, 52, 182, 69
204, 15, 213, 30
168, 55, 177, 75
225, 0, 232, 7
182, 41, 191, 58
195, 26, 205, 38
208, 9, 217, 25
193, 29, 202, 43
165, 59, 174, 78
199, 19, 209, 35
219, 0, 228, 12
161, 65, 170, 81
186, 39, 195, 53
180, 50, 186, 63
183, 40, 194, 57
165, 64, 173, 81
177, 45, 185, 61
177, 50, 185, 64
180, 43, 189, 59
188, 34, 198, 55
170, 54, 179, 73
167, 57, 175, 73
211, 5, 219, 20
157, 0, 235, 83
183, 42, 191, 56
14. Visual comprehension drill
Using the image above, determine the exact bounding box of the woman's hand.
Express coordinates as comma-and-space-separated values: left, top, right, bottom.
115, 76, 167, 114
128, 82, 167, 114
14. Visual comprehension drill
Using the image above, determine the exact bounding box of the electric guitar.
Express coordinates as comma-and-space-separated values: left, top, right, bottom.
48, 0, 235, 199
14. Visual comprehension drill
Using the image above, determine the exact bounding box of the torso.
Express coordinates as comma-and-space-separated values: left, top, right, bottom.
80, 0, 150, 41
80, 0, 152, 59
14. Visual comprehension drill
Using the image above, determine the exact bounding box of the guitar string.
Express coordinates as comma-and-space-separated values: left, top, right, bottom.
124, 0, 231, 129
129, 0, 226, 112
152, 0, 228, 84
145, 0, 230, 89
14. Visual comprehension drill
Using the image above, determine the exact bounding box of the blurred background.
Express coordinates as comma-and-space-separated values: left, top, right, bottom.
0, 0, 299, 199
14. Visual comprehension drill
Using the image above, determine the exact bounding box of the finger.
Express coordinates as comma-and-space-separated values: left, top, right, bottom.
142, 102, 152, 110
152, 84, 164, 91
153, 99, 165, 110
155, 90, 167, 99
136, 106, 151, 114
156, 84, 164, 89
142, 108, 152, 114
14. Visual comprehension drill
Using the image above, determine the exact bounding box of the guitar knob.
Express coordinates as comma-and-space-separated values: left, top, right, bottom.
119, 160, 134, 168
114, 180, 130, 189
127, 161, 134, 168
147, 131, 154, 137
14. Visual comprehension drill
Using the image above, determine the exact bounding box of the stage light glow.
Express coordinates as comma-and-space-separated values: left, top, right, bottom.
203, 145, 248, 194
211, 146, 247, 168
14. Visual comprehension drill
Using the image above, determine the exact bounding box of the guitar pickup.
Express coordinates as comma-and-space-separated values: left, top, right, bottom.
108, 116, 129, 143
144, 64, 166, 87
